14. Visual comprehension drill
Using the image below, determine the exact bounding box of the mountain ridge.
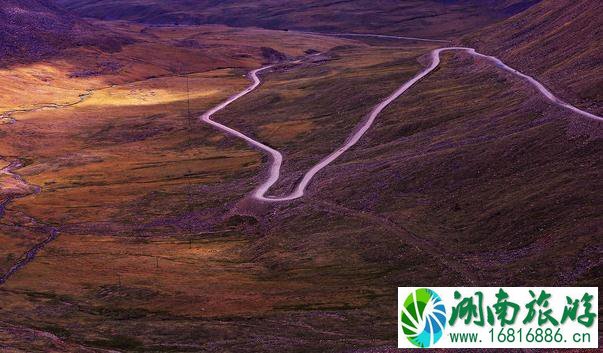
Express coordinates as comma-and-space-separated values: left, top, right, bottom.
54, 0, 541, 38
0, 0, 132, 66
464, 0, 602, 114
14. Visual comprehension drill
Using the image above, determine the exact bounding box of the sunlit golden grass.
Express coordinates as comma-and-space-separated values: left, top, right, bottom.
81, 86, 218, 107
79, 69, 246, 108
0, 23, 352, 119
1, 52, 272, 230
0, 63, 98, 111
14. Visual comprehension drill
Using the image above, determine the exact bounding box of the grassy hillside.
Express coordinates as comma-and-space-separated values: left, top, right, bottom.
0, 0, 130, 66
0, 25, 371, 352
56, 0, 539, 38
214, 37, 602, 289
0, 2, 600, 351
464, 0, 602, 115
1, 30, 593, 352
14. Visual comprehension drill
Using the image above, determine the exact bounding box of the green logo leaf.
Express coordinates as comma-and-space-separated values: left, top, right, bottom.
401, 288, 447, 348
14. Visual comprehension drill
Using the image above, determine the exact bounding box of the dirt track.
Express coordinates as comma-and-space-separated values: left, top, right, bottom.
201, 36, 602, 202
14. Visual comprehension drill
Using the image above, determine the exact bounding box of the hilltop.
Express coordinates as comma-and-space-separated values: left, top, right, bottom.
465, 0, 602, 114
56, 0, 539, 38
0, 0, 130, 66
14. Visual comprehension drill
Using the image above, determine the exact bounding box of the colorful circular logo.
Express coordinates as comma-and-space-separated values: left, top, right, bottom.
400, 288, 447, 348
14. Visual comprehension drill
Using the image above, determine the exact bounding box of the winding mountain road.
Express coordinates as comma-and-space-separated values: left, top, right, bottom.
201, 40, 602, 203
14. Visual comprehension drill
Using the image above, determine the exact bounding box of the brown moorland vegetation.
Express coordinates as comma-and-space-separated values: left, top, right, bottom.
0, 0, 131, 67
56, 0, 540, 38
464, 0, 603, 115
0, 2, 601, 352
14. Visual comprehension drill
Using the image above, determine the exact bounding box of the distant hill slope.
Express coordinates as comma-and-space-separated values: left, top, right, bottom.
464, 0, 602, 114
0, 0, 130, 66
54, 0, 539, 38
